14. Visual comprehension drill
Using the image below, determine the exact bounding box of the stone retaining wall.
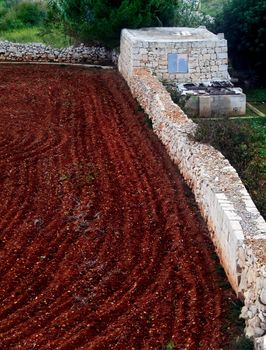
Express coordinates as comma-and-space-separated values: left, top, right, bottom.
120, 67, 266, 349
0, 41, 118, 65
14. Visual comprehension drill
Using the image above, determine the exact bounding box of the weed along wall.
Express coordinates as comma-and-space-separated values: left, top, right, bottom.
118, 69, 266, 349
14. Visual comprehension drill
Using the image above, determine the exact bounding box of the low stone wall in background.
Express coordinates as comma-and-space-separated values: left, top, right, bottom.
0, 41, 118, 65
122, 67, 266, 349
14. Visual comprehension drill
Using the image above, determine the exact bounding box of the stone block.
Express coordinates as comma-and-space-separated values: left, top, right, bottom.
217, 52, 227, 59
219, 64, 228, 71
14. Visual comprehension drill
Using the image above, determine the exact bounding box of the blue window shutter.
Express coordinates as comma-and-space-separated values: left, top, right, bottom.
168, 53, 189, 73
168, 53, 177, 73
178, 57, 188, 73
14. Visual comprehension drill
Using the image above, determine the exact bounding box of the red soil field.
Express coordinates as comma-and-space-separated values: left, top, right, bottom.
0, 64, 240, 349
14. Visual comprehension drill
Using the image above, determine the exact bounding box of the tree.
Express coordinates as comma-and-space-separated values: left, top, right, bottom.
48, 0, 181, 47
0, 1, 47, 31
215, 0, 266, 82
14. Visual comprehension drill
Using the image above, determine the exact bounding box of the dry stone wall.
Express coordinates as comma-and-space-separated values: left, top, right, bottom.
0, 41, 117, 65
121, 67, 266, 349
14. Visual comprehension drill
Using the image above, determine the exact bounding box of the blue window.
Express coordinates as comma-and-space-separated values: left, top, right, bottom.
168, 53, 188, 73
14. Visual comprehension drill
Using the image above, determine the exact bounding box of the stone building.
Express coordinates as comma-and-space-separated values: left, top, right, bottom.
119, 26, 229, 83
119, 26, 246, 117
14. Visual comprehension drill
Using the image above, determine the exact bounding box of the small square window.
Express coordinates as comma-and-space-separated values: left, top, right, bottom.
168, 53, 188, 73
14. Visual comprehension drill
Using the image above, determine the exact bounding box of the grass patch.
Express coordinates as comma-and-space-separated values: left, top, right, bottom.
251, 102, 266, 115
0, 26, 71, 47
245, 88, 266, 114
246, 88, 266, 102
245, 88, 266, 115
0, 27, 42, 44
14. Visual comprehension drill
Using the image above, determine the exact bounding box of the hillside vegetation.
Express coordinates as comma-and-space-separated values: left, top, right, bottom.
0, 0, 70, 47
201, 0, 228, 16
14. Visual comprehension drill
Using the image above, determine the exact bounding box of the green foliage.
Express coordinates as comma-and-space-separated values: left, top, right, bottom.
0, 25, 71, 47
48, 0, 212, 48
0, 1, 70, 47
48, 0, 181, 47
175, 0, 214, 27
164, 340, 175, 350
194, 119, 266, 219
201, 0, 228, 17
15, 2, 46, 26
0, 27, 42, 43
246, 88, 266, 102
39, 23, 73, 47
0, 1, 47, 31
214, 0, 266, 81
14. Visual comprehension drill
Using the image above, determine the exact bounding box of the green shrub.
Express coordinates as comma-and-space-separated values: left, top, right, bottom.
214, 0, 266, 82
15, 2, 47, 26
39, 24, 73, 47
48, 0, 213, 48
0, 1, 47, 31
48, 0, 180, 47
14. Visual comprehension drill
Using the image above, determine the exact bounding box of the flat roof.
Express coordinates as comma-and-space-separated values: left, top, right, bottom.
125, 27, 220, 42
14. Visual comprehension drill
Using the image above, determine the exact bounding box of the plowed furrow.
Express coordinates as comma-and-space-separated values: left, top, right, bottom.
0, 65, 238, 350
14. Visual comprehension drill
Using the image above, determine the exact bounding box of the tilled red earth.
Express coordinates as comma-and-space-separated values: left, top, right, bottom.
0, 65, 239, 349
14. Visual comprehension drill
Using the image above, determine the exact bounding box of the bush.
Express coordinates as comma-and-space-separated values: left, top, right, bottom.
48, 0, 213, 48
214, 0, 266, 82
15, 2, 47, 26
48, 0, 179, 47
0, 10, 23, 30
194, 119, 266, 219
0, 1, 47, 31
175, 0, 214, 27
